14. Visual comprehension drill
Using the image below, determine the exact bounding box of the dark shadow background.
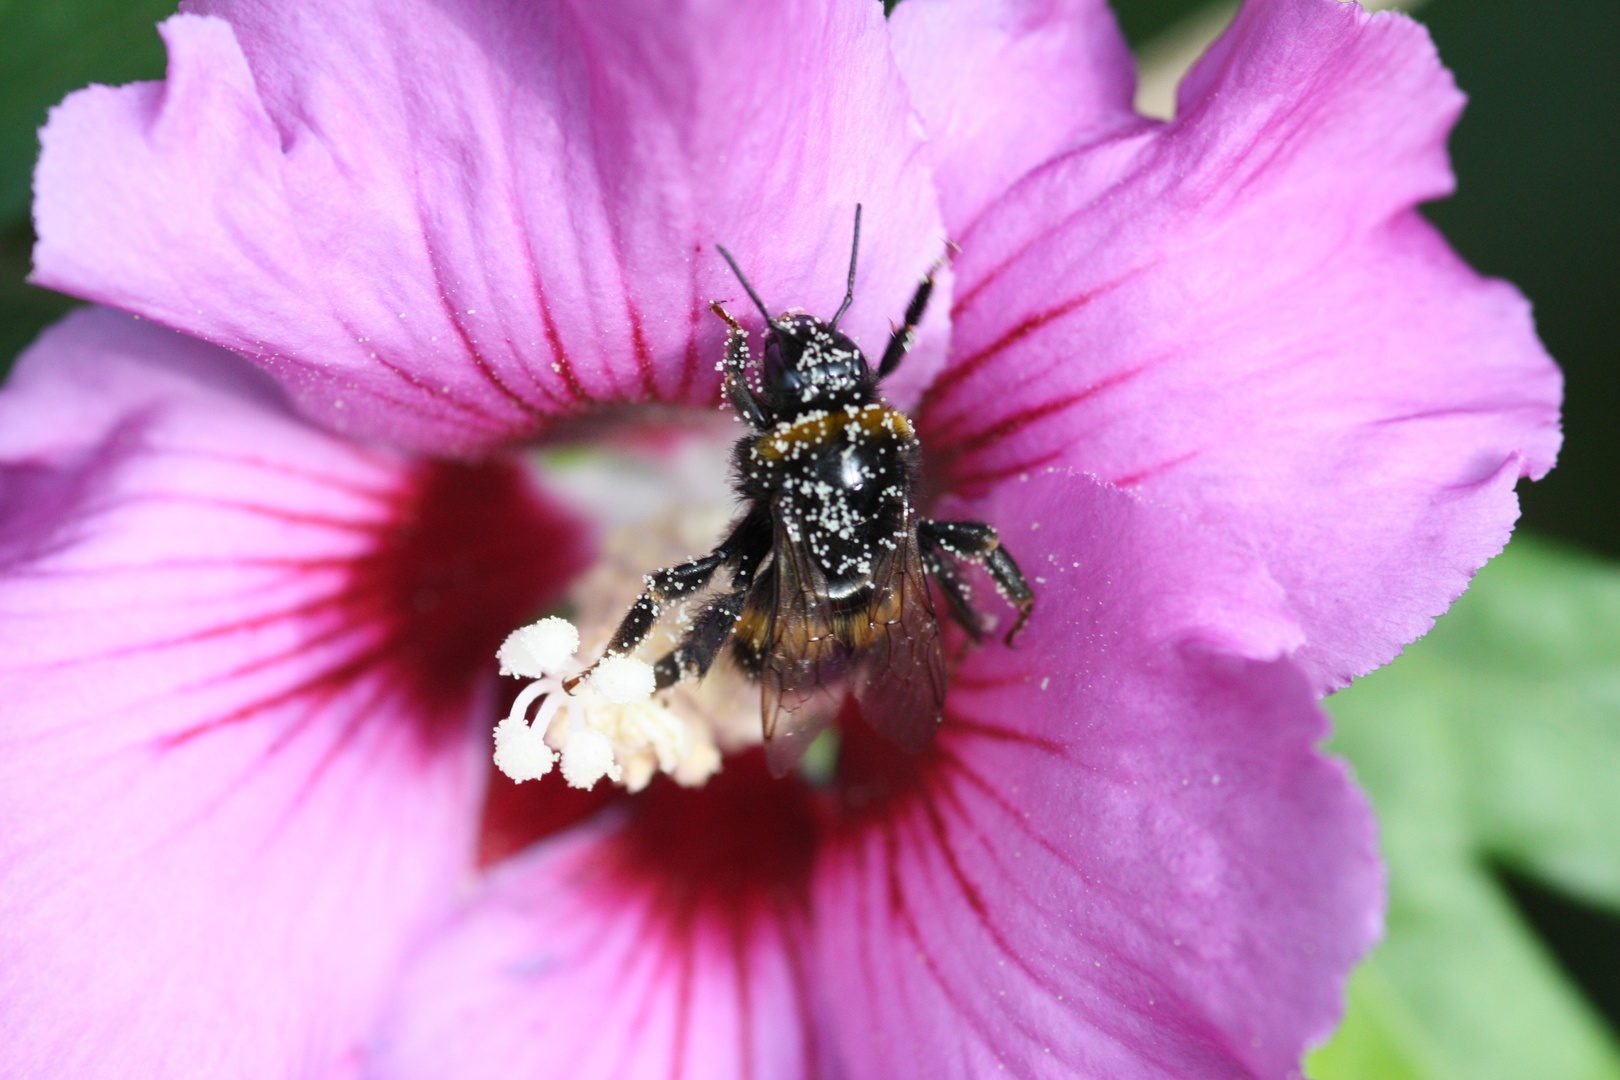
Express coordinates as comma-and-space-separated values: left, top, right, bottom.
0, 0, 1615, 1041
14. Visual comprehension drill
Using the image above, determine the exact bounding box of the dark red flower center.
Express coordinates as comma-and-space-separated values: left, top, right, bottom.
478, 701, 934, 897
353, 460, 590, 741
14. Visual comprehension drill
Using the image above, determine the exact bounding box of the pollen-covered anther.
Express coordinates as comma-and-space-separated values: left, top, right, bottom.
497, 616, 579, 678
556, 724, 620, 788
594, 654, 656, 704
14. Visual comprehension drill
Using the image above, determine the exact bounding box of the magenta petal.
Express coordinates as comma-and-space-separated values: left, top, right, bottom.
921, 0, 1562, 691
369, 763, 821, 1080
814, 472, 1380, 1079
0, 310, 586, 1075
34, 2, 946, 454
889, 0, 1140, 233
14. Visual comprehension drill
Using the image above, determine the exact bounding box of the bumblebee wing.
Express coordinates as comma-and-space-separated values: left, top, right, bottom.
759, 520, 850, 777
853, 505, 946, 753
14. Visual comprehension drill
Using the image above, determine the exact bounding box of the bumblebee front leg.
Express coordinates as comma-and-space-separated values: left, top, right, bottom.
563, 550, 727, 692
710, 301, 769, 429
918, 519, 1035, 645
877, 247, 952, 380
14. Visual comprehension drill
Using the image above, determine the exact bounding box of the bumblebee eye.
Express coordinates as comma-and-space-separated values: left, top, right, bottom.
762, 333, 784, 380
762, 332, 804, 399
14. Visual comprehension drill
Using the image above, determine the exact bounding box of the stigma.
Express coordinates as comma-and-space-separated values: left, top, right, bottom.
494, 616, 722, 791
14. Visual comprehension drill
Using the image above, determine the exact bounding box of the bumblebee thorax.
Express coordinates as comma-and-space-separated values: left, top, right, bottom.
748, 403, 914, 466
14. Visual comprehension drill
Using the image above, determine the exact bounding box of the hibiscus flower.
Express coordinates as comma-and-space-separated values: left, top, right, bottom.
3, 0, 1559, 1077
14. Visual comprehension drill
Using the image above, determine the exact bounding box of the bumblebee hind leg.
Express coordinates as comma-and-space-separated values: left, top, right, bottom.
919, 537, 985, 642
918, 519, 1035, 645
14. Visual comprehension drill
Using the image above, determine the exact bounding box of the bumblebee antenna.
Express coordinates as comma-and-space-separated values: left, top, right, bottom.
716, 245, 777, 330
830, 204, 862, 330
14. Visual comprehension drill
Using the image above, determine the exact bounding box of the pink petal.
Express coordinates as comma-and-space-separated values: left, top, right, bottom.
918, 0, 1562, 691
0, 309, 587, 1075
814, 471, 1380, 1079
369, 760, 822, 1080
34, 2, 946, 455
889, 0, 1140, 233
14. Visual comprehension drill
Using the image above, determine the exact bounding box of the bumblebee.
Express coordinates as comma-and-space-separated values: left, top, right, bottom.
570, 208, 1034, 775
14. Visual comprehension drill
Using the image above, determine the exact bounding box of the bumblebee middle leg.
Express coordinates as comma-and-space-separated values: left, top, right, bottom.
918, 519, 1035, 645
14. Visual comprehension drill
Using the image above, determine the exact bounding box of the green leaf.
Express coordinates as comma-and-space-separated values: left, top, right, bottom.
1312, 963, 1443, 1080
0, 0, 176, 372
0, 216, 73, 373
0, 0, 176, 222
1311, 538, 1620, 1080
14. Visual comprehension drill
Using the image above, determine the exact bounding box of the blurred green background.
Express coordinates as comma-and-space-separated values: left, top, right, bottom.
0, 0, 1615, 1074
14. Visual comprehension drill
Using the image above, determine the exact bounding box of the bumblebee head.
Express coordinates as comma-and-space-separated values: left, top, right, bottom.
718, 206, 879, 418
761, 314, 871, 410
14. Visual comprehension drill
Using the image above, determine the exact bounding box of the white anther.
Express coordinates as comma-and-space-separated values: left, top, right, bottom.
593, 655, 656, 704
672, 738, 723, 788
602, 700, 687, 774
498, 617, 580, 678
560, 726, 621, 788
621, 754, 657, 793
493, 722, 556, 782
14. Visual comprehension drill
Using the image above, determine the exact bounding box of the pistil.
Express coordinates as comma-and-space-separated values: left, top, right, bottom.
494, 615, 729, 792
